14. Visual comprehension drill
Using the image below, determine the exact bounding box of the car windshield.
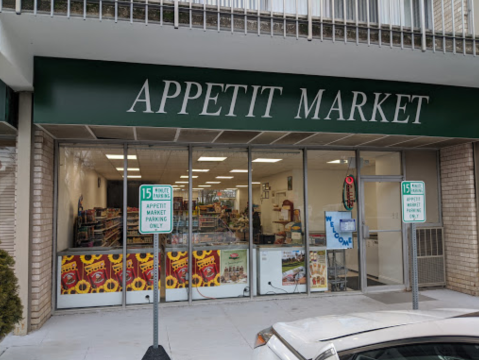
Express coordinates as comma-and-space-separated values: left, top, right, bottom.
354, 343, 479, 360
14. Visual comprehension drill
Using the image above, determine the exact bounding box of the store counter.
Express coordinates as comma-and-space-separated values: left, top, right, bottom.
256, 245, 328, 295
57, 247, 160, 309
165, 244, 255, 302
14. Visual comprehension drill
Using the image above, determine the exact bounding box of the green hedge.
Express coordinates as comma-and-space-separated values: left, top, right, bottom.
0, 248, 23, 339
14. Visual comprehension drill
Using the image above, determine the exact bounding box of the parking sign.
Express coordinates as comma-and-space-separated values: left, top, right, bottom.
139, 185, 173, 234
401, 181, 426, 223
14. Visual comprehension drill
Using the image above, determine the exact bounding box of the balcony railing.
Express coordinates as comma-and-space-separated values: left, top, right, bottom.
5, 0, 478, 56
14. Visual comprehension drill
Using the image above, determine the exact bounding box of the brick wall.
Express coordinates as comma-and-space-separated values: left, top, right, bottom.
440, 143, 479, 296
434, 0, 469, 35
30, 129, 55, 330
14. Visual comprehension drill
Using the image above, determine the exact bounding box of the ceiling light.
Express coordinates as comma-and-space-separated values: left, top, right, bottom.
227, 188, 238, 190
252, 158, 282, 163
106, 154, 137, 160
327, 160, 348, 164
206, 181, 221, 184
252, 182, 261, 185
117, 167, 140, 171
189, 169, 210, 172
236, 185, 248, 187
230, 170, 248, 173
193, 188, 203, 190
122, 175, 142, 179
176, 181, 189, 184
216, 176, 233, 179
181, 175, 198, 178
198, 157, 227, 162
198, 185, 211, 187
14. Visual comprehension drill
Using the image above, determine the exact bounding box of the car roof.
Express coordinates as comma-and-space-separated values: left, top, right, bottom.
273, 309, 479, 359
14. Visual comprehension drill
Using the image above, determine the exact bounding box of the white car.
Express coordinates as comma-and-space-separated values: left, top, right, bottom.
253, 309, 479, 360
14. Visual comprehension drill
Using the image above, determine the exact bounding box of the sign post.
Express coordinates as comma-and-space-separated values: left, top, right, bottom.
139, 185, 173, 360
401, 181, 426, 311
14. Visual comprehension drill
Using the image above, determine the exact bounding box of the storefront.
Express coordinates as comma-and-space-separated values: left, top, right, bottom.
33, 57, 477, 310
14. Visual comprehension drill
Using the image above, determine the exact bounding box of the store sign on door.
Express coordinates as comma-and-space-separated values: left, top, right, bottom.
401, 181, 426, 223
325, 211, 354, 249
139, 185, 173, 234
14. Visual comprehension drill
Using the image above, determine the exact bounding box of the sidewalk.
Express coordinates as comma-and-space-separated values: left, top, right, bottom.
1, 289, 479, 360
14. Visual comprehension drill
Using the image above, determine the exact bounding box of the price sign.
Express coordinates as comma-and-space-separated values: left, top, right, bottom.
139, 185, 173, 234
401, 181, 426, 223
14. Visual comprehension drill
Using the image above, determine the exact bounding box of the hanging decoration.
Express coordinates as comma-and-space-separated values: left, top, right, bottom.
342, 175, 357, 211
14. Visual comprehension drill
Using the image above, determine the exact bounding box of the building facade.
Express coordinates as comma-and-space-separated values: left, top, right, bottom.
0, 0, 479, 335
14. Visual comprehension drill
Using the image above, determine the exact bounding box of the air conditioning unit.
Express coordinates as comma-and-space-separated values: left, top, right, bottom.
409, 227, 445, 287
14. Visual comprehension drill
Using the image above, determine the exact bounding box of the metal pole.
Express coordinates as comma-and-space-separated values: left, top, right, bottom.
308, 0, 312, 40
356, 150, 366, 292
122, 144, 128, 308
303, 149, 310, 295
420, 0, 426, 51
411, 223, 419, 310
51, 141, 59, 313
153, 233, 160, 347
188, 145, 193, 304
248, 146, 254, 299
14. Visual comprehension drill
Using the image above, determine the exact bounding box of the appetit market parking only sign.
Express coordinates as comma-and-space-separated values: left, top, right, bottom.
401, 181, 426, 223
139, 185, 173, 234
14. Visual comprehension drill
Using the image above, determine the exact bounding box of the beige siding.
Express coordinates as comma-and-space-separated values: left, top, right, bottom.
440, 143, 479, 297
0, 142, 17, 258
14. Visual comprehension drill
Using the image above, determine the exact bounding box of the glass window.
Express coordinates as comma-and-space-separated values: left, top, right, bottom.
353, 342, 479, 360
191, 148, 250, 300
307, 150, 359, 292
361, 151, 402, 176
253, 149, 305, 296
405, 150, 440, 224
57, 145, 124, 308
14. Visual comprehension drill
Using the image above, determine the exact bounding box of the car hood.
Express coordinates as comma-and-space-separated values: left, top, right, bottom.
272, 309, 477, 360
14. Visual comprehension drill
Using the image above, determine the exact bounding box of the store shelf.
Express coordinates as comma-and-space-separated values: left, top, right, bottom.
94, 222, 121, 233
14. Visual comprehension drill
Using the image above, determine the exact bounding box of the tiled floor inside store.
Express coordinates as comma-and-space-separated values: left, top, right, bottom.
1, 289, 479, 360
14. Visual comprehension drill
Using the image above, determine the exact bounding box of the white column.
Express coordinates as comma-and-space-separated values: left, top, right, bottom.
14, 92, 33, 335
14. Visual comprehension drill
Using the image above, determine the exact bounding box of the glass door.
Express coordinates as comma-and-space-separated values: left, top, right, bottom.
361, 180, 405, 291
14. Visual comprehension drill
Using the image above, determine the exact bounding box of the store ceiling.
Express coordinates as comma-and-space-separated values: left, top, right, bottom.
39, 125, 476, 150
59, 145, 395, 190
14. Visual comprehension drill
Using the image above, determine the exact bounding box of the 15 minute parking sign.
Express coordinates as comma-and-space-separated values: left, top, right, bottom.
401, 181, 426, 223
139, 185, 173, 234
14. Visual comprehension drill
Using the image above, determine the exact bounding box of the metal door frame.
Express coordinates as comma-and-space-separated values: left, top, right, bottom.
359, 175, 409, 293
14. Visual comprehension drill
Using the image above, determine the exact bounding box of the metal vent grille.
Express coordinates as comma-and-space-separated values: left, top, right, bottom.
409, 227, 445, 287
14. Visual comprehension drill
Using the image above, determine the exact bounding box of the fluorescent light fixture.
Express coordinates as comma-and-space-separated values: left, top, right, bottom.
236, 185, 248, 188
252, 182, 261, 185
117, 167, 140, 172
176, 181, 189, 184
106, 154, 137, 160
252, 158, 282, 163
216, 176, 233, 179
122, 175, 142, 179
198, 185, 211, 187
181, 175, 198, 178
327, 160, 348, 164
227, 188, 238, 190
193, 188, 203, 190
206, 181, 221, 184
198, 157, 227, 162
189, 169, 210, 172
230, 169, 248, 173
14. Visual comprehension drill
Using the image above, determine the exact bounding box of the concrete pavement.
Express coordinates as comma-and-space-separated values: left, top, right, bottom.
1, 289, 479, 360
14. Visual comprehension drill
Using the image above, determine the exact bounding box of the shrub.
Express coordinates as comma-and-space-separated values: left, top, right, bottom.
0, 248, 23, 339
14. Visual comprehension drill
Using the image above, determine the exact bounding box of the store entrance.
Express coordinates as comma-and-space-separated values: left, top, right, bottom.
361, 179, 405, 292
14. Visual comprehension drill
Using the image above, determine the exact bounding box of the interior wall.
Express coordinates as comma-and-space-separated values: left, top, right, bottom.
256, 170, 303, 234
405, 150, 440, 224
57, 149, 107, 251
